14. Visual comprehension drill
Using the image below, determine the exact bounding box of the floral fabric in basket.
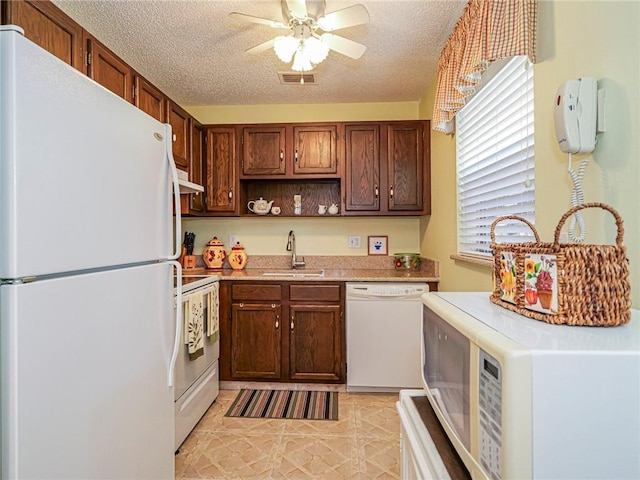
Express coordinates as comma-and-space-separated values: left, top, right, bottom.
524, 254, 557, 314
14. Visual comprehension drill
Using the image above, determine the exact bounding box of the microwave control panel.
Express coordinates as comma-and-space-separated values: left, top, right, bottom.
478, 350, 503, 480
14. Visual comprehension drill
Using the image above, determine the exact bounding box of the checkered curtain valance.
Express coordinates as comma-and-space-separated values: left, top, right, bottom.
432, 0, 538, 134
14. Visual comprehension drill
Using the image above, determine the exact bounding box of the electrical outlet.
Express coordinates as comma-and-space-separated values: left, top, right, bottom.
229, 234, 238, 247
348, 235, 361, 248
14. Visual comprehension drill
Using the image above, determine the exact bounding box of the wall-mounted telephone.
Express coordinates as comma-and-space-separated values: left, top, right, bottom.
554, 77, 597, 154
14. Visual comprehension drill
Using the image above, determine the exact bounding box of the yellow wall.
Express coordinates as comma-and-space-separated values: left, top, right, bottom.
186, 102, 419, 124
419, 0, 640, 305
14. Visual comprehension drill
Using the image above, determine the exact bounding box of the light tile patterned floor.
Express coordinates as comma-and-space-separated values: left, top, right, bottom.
175, 388, 400, 479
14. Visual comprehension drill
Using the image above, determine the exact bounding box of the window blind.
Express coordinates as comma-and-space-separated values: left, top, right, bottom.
456, 55, 535, 257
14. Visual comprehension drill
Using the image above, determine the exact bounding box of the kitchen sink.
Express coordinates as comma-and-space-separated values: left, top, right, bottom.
261, 269, 325, 278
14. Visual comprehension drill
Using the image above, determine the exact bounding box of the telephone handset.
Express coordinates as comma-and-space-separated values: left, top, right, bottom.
554, 77, 597, 154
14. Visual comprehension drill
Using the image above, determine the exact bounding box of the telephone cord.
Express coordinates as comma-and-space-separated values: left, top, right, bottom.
567, 153, 589, 242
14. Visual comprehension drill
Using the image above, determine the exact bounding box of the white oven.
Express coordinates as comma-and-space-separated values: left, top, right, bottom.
406, 292, 640, 480
173, 275, 219, 451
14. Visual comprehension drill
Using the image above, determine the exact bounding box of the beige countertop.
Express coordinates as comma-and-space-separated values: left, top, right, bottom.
182, 255, 439, 283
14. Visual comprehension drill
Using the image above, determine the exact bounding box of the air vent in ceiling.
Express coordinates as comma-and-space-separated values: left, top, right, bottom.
278, 72, 317, 85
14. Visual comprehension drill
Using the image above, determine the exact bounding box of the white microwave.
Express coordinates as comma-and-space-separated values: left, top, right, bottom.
421, 292, 640, 480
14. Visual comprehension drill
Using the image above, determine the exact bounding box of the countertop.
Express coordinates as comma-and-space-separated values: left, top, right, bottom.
181, 255, 439, 284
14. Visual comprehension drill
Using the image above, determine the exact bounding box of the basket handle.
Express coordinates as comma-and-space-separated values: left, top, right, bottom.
490, 215, 540, 243
554, 202, 625, 246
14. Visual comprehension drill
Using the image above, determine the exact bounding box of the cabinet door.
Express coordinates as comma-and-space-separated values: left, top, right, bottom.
345, 124, 380, 212
86, 36, 133, 102
387, 123, 424, 212
167, 101, 191, 171
205, 127, 237, 214
231, 303, 282, 380
2, 0, 83, 70
293, 125, 338, 175
242, 126, 286, 176
289, 305, 342, 382
189, 120, 205, 213
134, 75, 166, 122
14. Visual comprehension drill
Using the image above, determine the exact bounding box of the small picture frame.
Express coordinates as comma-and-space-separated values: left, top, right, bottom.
368, 236, 388, 256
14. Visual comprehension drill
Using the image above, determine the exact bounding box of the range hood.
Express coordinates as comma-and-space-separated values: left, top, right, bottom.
176, 169, 204, 194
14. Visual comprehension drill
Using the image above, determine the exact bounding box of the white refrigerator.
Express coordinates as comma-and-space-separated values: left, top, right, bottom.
0, 25, 183, 479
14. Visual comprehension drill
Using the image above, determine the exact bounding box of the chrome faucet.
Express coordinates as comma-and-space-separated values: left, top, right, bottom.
286, 230, 306, 269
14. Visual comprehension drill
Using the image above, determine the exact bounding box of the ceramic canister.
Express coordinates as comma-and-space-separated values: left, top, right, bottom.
203, 236, 226, 269
228, 241, 248, 270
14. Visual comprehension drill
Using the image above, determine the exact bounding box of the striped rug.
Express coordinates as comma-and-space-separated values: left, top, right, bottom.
225, 389, 338, 421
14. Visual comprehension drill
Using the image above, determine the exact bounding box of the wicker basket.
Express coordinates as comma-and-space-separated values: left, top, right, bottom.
490, 203, 631, 327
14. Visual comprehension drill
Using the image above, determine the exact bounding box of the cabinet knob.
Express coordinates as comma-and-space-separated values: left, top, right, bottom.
280, 150, 284, 161
275, 315, 279, 329
390, 185, 394, 199
173, 134, 177, 142
290, 319, 294, 330
295, 149, 298, 163
228, 188, 233, 200
375, 184, 379, 198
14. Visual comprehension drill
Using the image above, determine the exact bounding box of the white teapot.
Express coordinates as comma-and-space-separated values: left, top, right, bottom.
247, 197, 273, 215
328, 203, 339, 215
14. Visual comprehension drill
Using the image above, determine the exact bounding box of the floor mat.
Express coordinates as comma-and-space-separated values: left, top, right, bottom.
225, 389, 338, 420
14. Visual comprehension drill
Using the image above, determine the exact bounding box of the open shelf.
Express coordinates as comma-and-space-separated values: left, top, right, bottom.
240, 179, 341, 217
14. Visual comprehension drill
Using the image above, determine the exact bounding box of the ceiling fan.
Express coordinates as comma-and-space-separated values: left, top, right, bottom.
230, 0, 370, 72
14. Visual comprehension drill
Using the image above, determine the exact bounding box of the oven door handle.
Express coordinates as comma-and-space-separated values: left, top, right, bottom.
168, 261, 182, 387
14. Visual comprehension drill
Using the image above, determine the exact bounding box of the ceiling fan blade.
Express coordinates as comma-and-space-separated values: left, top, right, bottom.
245, 38, 276, 55
321, 33, 366, 59
229, 12, 287, 29
284, 0, 307, 20
318, 4, 369, 32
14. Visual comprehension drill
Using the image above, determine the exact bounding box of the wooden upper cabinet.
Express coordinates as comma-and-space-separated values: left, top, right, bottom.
167, 101, 191, 171
344, 121, 429, 215
345, 124, 380, 212
134, 76, 166, 122
242, 126, 287, 176
189, 119, 205, 213
292, 124, 339, 175
86, 35, 133, 102
386, 122, 425, 212
205, 127, 237, 214
2, 0, 83, 69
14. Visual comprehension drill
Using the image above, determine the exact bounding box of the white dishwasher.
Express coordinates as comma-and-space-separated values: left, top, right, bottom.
346, 282, 428, 392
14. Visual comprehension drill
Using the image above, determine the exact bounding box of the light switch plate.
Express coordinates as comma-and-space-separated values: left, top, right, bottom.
348, 235, 361, 248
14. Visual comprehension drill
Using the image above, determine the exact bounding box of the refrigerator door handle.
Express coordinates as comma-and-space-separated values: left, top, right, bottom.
165, 123, 182, 260
168, 260, 182, 387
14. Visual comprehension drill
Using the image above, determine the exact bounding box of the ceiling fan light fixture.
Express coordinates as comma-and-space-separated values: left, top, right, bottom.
305, 36, 329, 64
274, 35, 298, 62
291, 48, 313, 71
276, 33, 329, 71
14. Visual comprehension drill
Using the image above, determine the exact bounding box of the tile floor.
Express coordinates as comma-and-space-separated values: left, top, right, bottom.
175, 387, 401, 479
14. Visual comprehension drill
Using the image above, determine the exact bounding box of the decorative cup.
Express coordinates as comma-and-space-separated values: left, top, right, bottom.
271, 207, 281, 215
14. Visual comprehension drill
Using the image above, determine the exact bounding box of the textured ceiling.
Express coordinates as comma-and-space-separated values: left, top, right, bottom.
52, 0, 467, 107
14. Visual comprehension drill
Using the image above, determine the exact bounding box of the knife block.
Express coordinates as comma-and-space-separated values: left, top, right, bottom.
182, 255, 197, 269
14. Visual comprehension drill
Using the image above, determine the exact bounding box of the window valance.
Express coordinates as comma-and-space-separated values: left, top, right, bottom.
432, 0, 538, 134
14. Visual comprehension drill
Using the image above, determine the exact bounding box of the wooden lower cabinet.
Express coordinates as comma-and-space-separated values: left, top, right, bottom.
230, 302, 282, 379
289, 304, 342, 382
220, 281, 345, 383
